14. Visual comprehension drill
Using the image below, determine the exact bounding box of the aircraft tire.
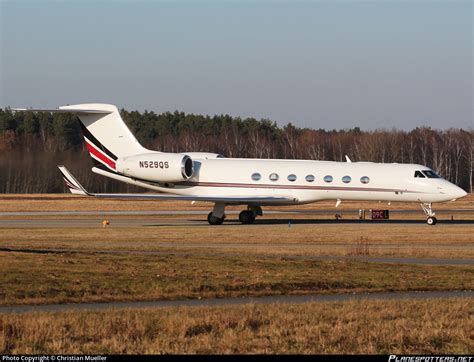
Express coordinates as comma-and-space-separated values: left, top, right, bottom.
207, 212, 224, 225
239, 210, 256, 224
426, 216, 437, 225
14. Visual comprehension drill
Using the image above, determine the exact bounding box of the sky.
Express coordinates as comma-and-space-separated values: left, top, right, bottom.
1, 0, 472, 130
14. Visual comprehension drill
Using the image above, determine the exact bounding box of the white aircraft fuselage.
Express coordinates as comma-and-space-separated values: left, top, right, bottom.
94, 157, 466, 205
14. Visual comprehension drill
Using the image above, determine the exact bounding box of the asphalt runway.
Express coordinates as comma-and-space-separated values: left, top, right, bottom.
1, 290, 472, 314
1, 208, 473, 216
1, 216, 473, 228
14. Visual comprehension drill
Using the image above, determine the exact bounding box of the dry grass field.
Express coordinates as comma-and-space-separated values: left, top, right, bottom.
0, 194, 472, 354
1, 223, 473, 258
1, 249, 472, 305
1, 298, 472, 354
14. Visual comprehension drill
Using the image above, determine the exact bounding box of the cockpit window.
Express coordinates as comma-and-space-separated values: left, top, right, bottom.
422, 170, 441, 178
414, 170, 425, 178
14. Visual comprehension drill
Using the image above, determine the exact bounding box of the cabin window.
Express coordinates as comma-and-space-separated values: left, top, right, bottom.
342, 175, 351, 183
305, 174, 315, 182
414, 170, 425, 178
360, 176, 370, 184
422, 170, 441, 179
287, 174, 297, 182
324, 175, 333, 183
269, 173, 279, 181
251, 172, 261, 181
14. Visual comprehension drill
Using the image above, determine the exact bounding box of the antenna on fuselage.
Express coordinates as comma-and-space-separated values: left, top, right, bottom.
345, 155, 352, 163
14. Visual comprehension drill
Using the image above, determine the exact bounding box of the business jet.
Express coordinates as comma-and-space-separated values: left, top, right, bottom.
15, 103, 467, 225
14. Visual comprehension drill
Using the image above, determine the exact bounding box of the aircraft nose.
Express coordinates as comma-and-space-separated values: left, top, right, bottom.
451, 185, 468, 200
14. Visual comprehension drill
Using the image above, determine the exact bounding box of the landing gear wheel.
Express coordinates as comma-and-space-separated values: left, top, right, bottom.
207, 212, 224, 225
239, 210, 256, 224
426, 216, 437, 226
421, 203, 437, 226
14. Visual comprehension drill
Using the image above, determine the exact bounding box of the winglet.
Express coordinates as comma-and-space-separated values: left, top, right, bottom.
58, 166, 90, 196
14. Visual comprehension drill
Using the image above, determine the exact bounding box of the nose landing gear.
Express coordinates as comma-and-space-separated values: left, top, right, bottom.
421, 203, 437, 225
426, 216, 437, 225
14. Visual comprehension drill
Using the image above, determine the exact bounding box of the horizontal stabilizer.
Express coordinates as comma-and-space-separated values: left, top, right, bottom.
12, 108, 112, 115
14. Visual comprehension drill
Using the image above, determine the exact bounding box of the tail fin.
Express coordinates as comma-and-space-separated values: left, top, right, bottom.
58, 165, 90, 196
59, 104, 146, 171
13, 104, 147, 172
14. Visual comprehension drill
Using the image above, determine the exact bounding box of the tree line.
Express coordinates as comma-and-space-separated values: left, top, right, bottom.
0, 108, 472, 193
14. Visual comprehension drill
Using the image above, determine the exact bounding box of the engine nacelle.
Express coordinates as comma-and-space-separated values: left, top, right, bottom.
182, 152, 224, 159
116, 152, 193, 182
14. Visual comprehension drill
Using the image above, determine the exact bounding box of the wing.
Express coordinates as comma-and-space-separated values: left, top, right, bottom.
58, 166, 296, 204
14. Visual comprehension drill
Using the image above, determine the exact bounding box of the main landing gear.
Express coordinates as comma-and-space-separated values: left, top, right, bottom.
238, 210, 255, 224
207, 204, 262, 225
207, 212, 224, 225
207, 203, 225, 225
239, 206, 262, 225
421, 203, 437, 225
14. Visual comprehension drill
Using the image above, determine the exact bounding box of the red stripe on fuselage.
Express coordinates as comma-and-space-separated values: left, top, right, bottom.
86, 141, 116, 169
174, 181, 416, 193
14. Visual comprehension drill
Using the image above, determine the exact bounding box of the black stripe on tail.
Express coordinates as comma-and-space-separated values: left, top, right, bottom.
79, 122, 118, 161
61, 172, 77, 188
